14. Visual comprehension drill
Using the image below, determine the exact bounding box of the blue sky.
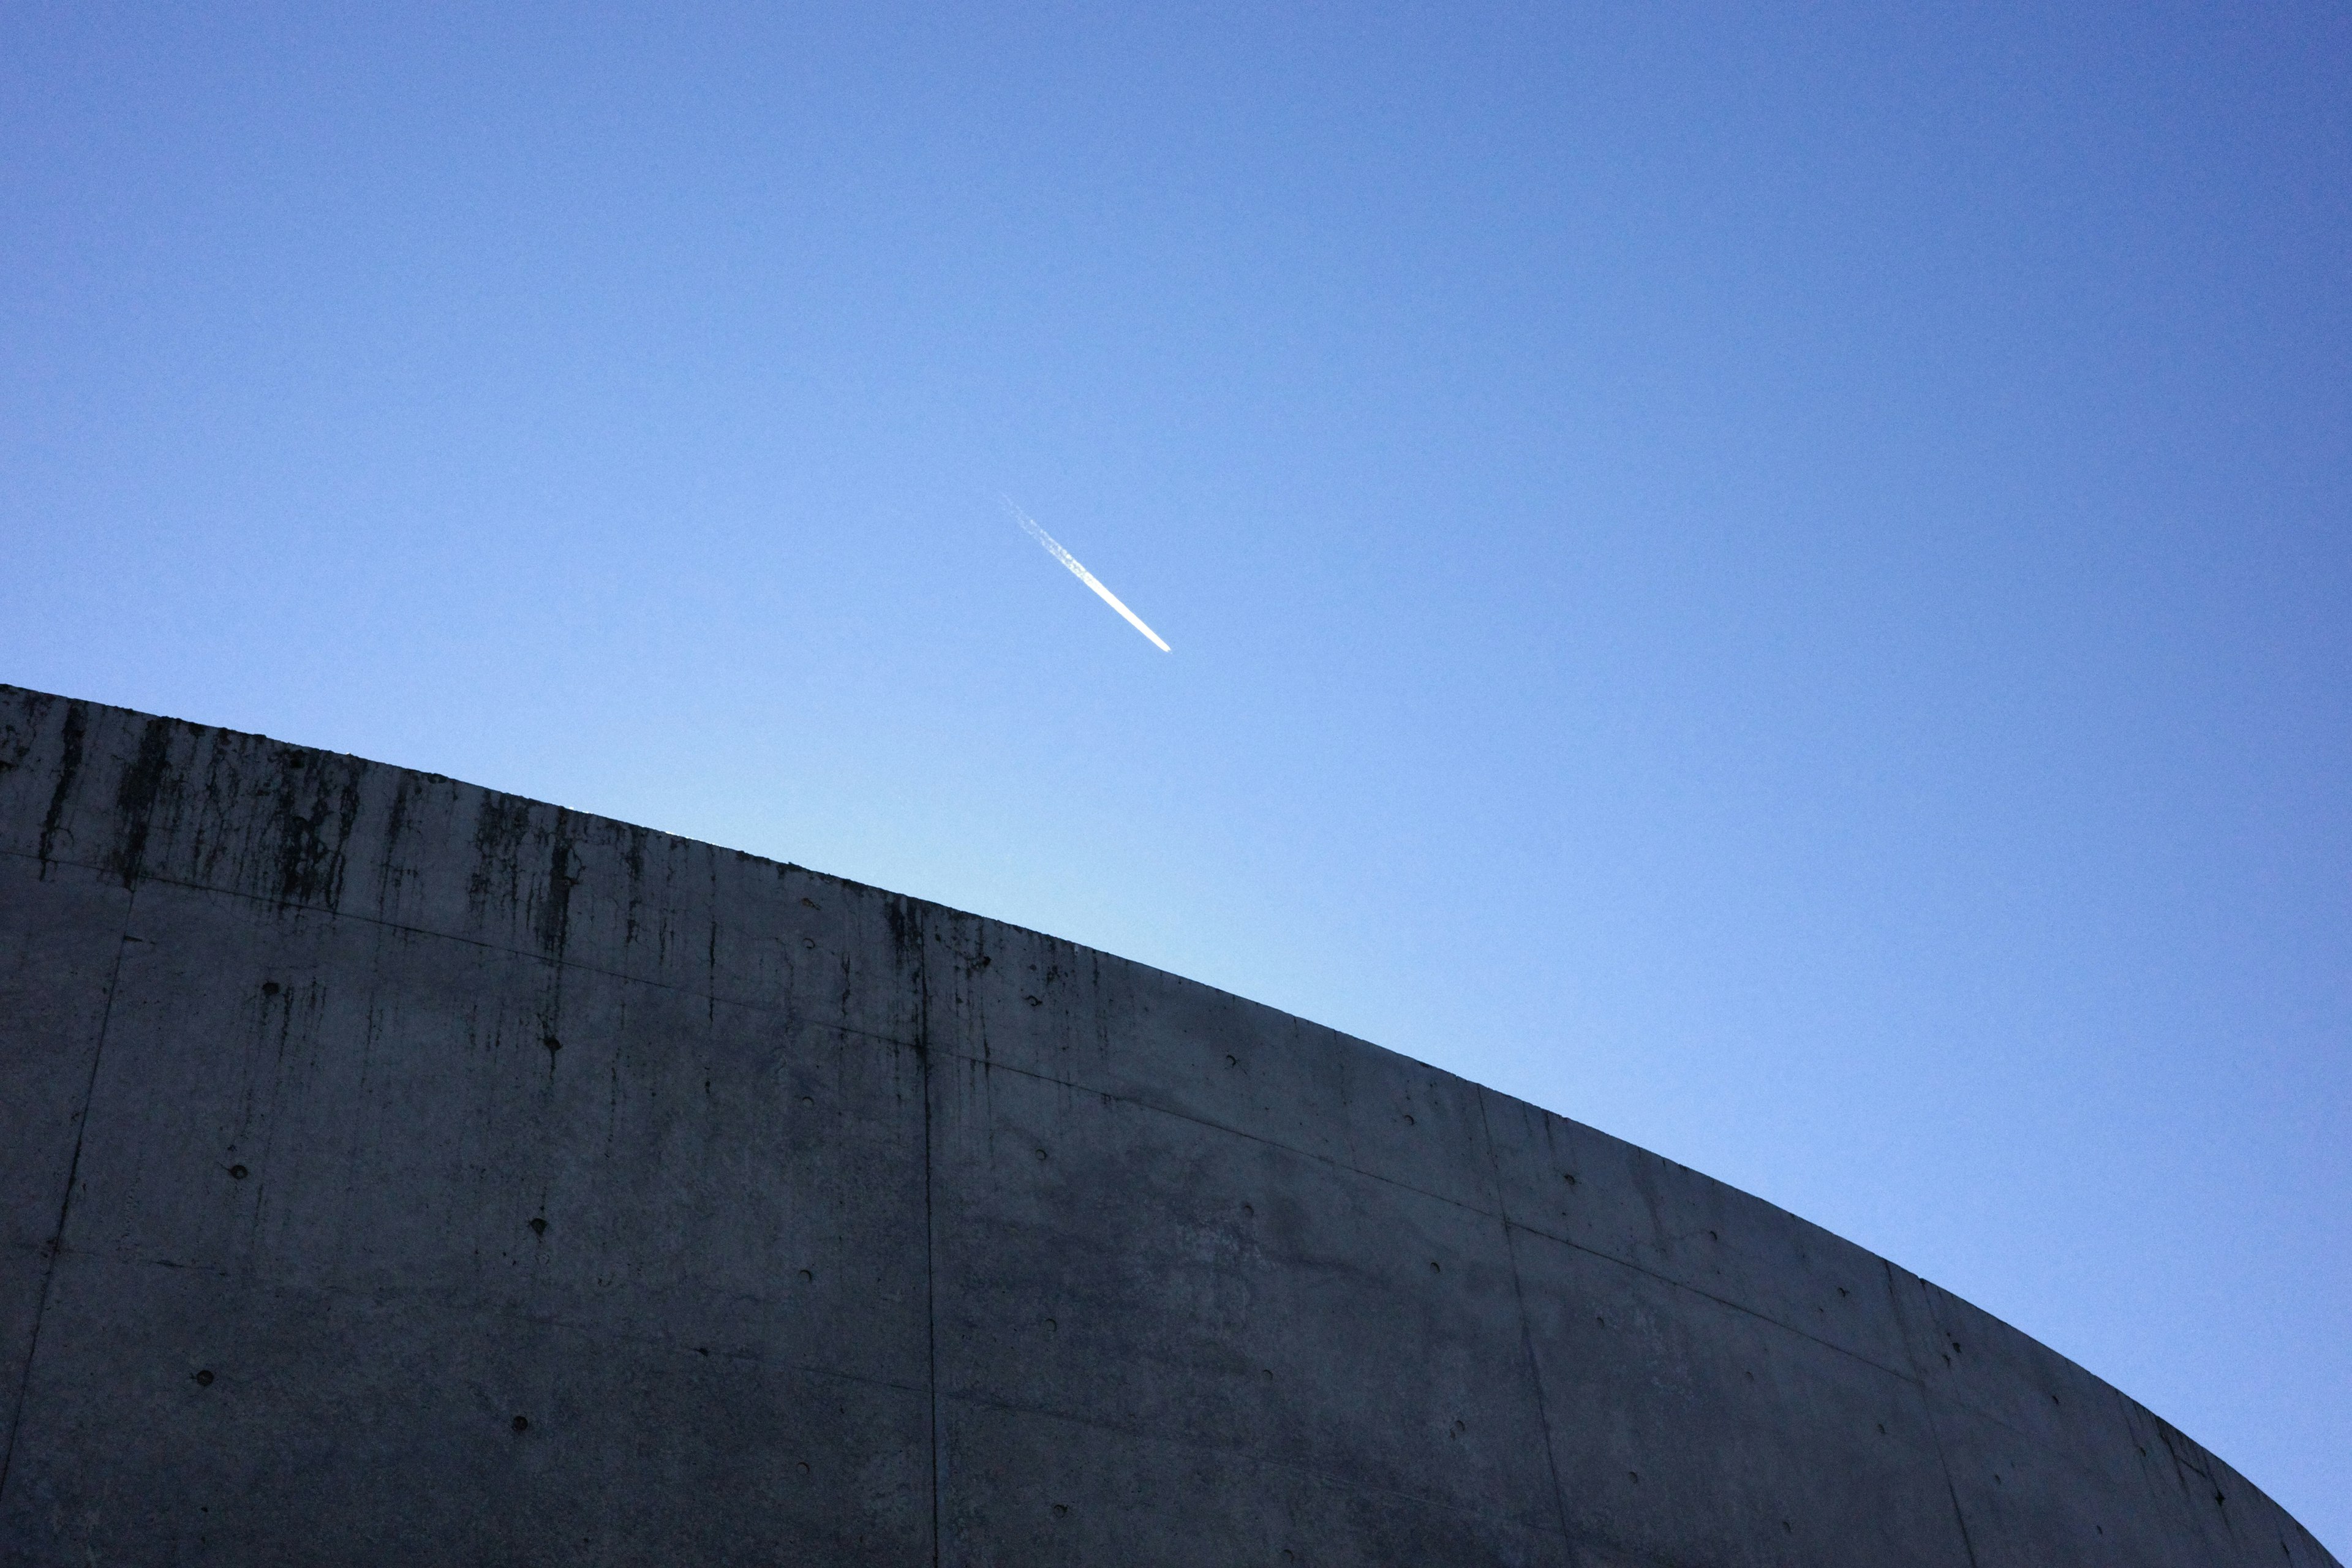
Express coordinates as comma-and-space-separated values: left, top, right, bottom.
6, 2, 2346, 1544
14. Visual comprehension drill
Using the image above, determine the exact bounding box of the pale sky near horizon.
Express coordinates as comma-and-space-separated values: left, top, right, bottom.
4, 3, 2347, 1547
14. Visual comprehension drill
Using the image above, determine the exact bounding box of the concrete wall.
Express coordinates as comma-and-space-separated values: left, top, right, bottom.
0, 682, 2334, 1568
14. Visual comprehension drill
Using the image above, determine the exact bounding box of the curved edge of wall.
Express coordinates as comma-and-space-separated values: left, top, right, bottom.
0, 682, 2336, 1567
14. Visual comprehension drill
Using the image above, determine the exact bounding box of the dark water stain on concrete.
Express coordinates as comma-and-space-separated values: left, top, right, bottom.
108, 717, 176, 889
272, 749, 364, 910
374, 773, 415, 921
538, 821, 579, 959
37, 701, 86, 868
466, 794, 536, 928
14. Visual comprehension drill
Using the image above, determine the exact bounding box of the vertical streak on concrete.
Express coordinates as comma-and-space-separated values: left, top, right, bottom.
1886, 1259, 1984, 1568
107, 720, 174, 891
2116, 1382, 2201, 1553
915, 906, 943, 1568
0, 887, 133, 1504
1477, 1087, 1584, 1568
32, 704, 84, 872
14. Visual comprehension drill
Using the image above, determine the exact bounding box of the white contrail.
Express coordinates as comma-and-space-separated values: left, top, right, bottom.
1005, 499, 1172, 652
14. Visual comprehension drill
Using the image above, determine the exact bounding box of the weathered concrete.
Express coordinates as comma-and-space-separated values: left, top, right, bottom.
0, 682, 2334, 1567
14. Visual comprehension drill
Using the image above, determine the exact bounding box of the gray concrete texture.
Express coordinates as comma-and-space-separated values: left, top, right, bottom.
0, 681, 2334, 1567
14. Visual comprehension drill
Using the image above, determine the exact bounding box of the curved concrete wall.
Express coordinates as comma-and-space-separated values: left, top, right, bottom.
0, 683, 2334, 1567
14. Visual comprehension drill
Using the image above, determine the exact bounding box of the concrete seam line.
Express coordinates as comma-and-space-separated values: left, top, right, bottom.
0, 884, 135, 1505
1886, 1258, 1985, 1568
0, 845, 907, 1030
926, 1047, 1496, 1216
936, 1039, 1921, 1385
1478, 1084, 1588, 1567
13, 833, 1921, 1393
0, 859, 1920, 1394
2113, 1379, 2200, 1548
10, 823, 1536, 1232
918, 899, 944, 1568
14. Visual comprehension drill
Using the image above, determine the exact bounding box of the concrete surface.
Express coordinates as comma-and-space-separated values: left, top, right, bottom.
0, 682, 2335, 1566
